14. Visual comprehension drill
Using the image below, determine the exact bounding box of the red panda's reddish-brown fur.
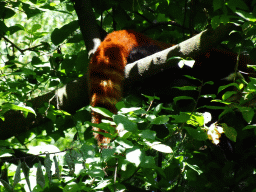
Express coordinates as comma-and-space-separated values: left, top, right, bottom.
89, 30, 168, 146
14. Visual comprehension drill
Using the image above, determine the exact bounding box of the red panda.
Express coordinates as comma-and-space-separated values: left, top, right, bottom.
89, 30, 168, 146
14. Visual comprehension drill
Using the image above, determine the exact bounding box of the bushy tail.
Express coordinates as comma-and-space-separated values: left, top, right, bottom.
89, 30, 164, 146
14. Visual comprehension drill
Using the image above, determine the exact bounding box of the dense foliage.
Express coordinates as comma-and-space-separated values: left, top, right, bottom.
1, 0, 256, 191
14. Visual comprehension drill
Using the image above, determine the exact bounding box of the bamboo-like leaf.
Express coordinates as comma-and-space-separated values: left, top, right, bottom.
36, 161, 45, 188
0, 179, 13, 191
44, 153, 52, 182
13, 161, 21, 187
21, 162, 31, 191
53, 156, 60, 179
65, 152, 75, 172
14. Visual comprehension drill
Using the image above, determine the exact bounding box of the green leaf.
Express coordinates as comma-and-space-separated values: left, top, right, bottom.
238, 107, 254, 124
32, 24, 41, 33
118, 130, 133, 140
65, 152, 75, 173
2, 103, 36, 116
154, 103, 163, 115
119, 107, 145, 115
0, 147, 14, 156
36, 161, 45, 189
120, 162, 137, 180
0, 20, 8, 34
61, 56, 76, 74
235, 10, 256, 21
115, 138, 134, 148
126, 147, 142, 167
90, 106, 113, 118
46, 111, 56, 122
21, 162, 31, 191
0, 5, 15, 19
51, 20, 79, 45
94, 180, 111, 190
203, 81, 214, 85
243, 124, 256, 130
145, 141, 173, 153
174, 86, 197, 91
90, 122, 115, 136
178, 59, 195, 68
213, 0, 224, 11
22, 3, 42, 18
190, 113, 204, 127
227, 0, 249, 12
186, 169, 197, 181
88, 169, 105, 179
53, 156, 60, 179
220, 14, 230, 24
81, 144, 96, 158
13, 161, 21, 187
211, 99, 232, 105
167, 56, 183, 62
21, 68, 37, 76
171, 112, 190, 123
67, 34, 83, 43
156, 13, 168, 22
75, 50, 89, 73
8, 25, 24, 35
142, 94, 160, 102
218, 83, 239, 93
0, 179, 13, 191
114, 115, 138, 133
184, 75, 200, 81
211, 16, 220, 29
173, 96, 196, 103
63, 184, 80, 191
140, 156, 155, 168
0, 140, 12, 147
44, 154, 52, 182
201, 105, 225, 110
139, 130, 156, 140
221, 123, 237, 142
222, 91, 237, 100
102, 148, 115, 161
186, 163, 203, 175
31, 56, 43, 65
150, 115, 169, 125
184, 127, 208, 141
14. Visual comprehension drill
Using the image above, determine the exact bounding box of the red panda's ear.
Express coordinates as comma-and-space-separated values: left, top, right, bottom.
127, 44, 162, 64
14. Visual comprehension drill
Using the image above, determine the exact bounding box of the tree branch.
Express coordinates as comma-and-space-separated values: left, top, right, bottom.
0, 23, 241, 140
125, 23, 239, 83
73, 0, 101, 58
0, 34, 24, 54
